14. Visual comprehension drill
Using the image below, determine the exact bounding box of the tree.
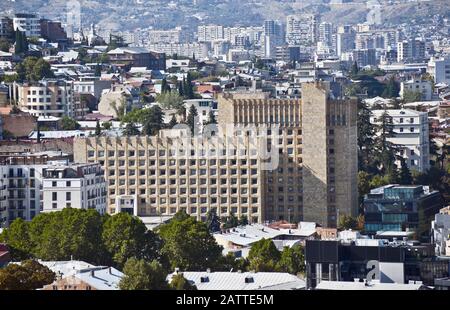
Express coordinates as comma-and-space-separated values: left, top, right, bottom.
95, 120, 102, 136
15, 57, 54, 82
186, 105, 198, 135
169, 273, 197, 290
119, 258, 169, 290
14, 31, 28, 55
156, 91, 184, 110
168, 114, 178, 128
223, 212, 239, 229
374, 110, 398, 173
157, 212, 223, 271
385, 163, 399, 184
60, 116, 81, 130
95, 64, 102, 77
102, 213, 163, 268
276, 245, 305, 275
142, 105, 164, 136
29, 209, 106, 264
238, 215, 248, 226
204, 110, 217, 125
357, 100, 377, 172
247, 239, 280, 272
161, 78, 171, 93
205, 210, 221, 233
338, 214, 358, 230
184, 72, 194, 99
399, 157, 413, 185
382, 76, 400, 98
0, 218, 32, 260
350, 61, 359, 77
0, 260, 55, 290
402, 90, 422, 103
102, 121, 112, 130
0, 38, 11, 52
122, 122, 140, 136
177, 81, 184, 97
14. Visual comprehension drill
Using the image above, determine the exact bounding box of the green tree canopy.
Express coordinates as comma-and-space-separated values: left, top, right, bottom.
205, 210, 221, 233
169, 273, 197, 290
186, 105, 198, 135
276, 245, 305, 275
119, 258, 169, 290
157, 211, 223, 271
0, 260, 55, 290
15, 57, 54, 82
60, 116, 81, 130
156, 91, 184, 110
248, 239, 280, 272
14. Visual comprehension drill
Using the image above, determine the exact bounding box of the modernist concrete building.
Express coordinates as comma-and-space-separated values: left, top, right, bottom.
13, 13, 41, 38
74, 82, 358, 227
218, 81, 358, 227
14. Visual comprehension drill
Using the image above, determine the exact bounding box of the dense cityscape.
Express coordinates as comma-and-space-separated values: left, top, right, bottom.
0, 0, 449, 294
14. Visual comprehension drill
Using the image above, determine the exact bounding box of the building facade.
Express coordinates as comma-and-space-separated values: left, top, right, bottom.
17, 80, 75, 118
427, 56, 450, 85
363, 185, 444, 235
370, 109, 430, 172
42, 163, 107, 215
13, 13, 41, 38
397, 39, 425, 63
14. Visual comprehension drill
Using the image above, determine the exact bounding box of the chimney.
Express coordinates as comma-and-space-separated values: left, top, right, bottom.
108, 267, 112, 274
206, 268, 211, 273
90, 270, 95, 277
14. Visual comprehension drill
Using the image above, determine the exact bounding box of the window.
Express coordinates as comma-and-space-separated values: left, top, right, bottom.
52, 192, 57, 201
66, 181, 71, 187
66, 192, 71, 201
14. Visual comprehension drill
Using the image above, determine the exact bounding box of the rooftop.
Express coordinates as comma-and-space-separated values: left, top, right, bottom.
315, 280, 425, 290
167, 271, 305, 290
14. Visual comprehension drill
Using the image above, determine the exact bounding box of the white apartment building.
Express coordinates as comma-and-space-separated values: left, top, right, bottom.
427, 56, 450, 85
147, 43, 209, 60
286, 14, 318, 46
318, 22, 333, 47
148, 27, 189, 44
336, 25, 355, 57
13, 13, 41, 38
397, 39, 425, 63
431, 206, 450, 257
183, 99, 218, 127
400, 78, 433, 101
17, 80, 75, 118
73, 77, 112, 100
0, 164, 45, 227
197, 25, 224, 42
371, 109, 430, 172
42, 163, 107, 215
0, 161, 106, 228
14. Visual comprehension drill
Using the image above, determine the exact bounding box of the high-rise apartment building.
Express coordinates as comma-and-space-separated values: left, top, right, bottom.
286, 15, 318, 46
13, 13, 41, 38
336, 25, 355, 57
397, 39, 425, 63
318, 22, 333, 47
0, 16, 13, 39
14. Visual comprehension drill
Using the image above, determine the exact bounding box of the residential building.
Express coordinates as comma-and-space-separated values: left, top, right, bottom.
264, 20, 283, 46
286, 15, 318, 46
370, 109, 430, 172
427, 56, 450, 85
183, 99, 218, 127
16, 80, 75, 118
0, 17, 13, 39
352, 48, 377, 67
336, 25, 356, 57
33, 260, 123, 290
167, 270, 305, 290
73, 77, 112, 101
318, 22, 333, 48
147, 43, 208, 60
363, 185, 444, 236
107, 47, 166, 71
431, 206, 450, 256
40, 19, 67, 44
197, 25, 224, 42
41, 163, 107, 215
218, 81, 358, 227
97, 84, 142, 119
148, 27, 190, 44
397, 39, 426, 63
13, 13, 41, 38
400, 78, 433, 101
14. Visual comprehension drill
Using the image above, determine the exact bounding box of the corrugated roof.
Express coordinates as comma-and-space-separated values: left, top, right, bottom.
168, 272, 305, 290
